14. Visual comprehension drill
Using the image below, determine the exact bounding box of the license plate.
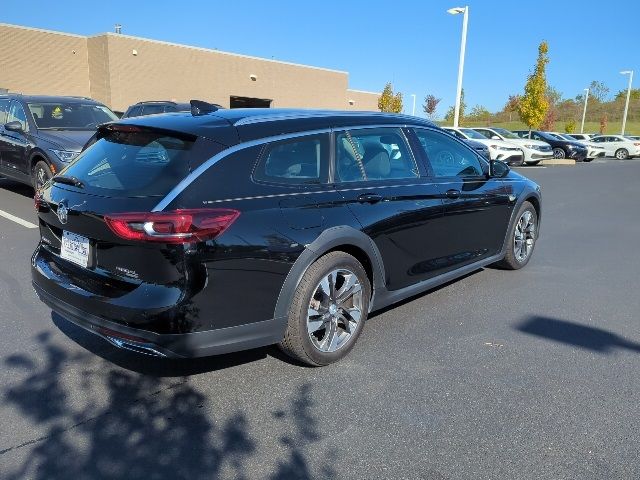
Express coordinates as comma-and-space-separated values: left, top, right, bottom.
60, 230, 90, 268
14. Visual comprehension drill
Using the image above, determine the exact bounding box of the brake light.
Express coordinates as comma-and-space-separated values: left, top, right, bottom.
34, 189, 45, 211
634, 143, 640, 146
104, 209, 240, 243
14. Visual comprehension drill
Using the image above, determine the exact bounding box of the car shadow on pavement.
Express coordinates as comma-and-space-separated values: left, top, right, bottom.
0, 178, 34, 198
516, 316, 640, 354
1, 330, 338, 479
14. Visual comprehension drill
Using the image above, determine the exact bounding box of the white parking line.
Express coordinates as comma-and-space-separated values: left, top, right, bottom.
0, 209, 38, 229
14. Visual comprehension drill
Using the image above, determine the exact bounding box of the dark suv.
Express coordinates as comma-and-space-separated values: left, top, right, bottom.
121, 101, 193, 118
0, 94, 118, 188
32, 104, 541, 366
512, 130, 588, 161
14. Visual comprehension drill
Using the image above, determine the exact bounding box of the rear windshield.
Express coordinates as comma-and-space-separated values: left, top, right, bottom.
58, 129, 223, 197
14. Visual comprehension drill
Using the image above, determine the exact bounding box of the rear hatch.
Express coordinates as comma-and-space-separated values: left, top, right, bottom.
35, 125, 225, 292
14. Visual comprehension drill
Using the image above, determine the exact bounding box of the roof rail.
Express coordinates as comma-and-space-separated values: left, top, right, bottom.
190, 99, 223, 116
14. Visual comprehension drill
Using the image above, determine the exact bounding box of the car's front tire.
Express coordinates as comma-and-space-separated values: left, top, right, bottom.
495, 201, 538, 270
33, 160, 53, 190
615, 148, 629, 160
552, 148, 566, 159
525, 161, 541, 166
279, 251, 371, 366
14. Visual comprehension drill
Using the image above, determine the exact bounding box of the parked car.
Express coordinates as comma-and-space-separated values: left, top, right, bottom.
443, 127, 524, 165
122, 101, 193, 118
0, 94, 118, 188
472, 127, 553, 165
590, 135, 640, 159
625, 135, 640, 141
462, 138, 490, 159
512, 130, 588, 162
552, 132, 605, 161
32, 104, 541, 366
566, 133, 596, 142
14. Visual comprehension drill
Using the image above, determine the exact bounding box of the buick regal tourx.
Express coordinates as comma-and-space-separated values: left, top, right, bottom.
32, 103, 541, 366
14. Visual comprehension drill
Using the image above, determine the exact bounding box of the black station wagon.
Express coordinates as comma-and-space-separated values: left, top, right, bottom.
32, 102, 541, 366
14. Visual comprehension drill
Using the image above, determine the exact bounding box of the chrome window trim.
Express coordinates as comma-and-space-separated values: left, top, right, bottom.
153, 124, 419, 211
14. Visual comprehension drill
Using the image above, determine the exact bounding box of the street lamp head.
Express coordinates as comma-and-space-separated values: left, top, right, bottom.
620, 70, 632, 75
584, 88, 589, 92
447, 6, 466, 15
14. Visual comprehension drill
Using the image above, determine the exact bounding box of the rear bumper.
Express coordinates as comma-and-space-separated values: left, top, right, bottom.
33, 281, 283, 358
31, 244, 284, 358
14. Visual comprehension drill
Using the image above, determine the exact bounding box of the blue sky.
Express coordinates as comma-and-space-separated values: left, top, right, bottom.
2, 0, 638, 116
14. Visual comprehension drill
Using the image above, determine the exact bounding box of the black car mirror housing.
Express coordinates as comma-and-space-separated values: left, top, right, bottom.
489, 160, 510, 178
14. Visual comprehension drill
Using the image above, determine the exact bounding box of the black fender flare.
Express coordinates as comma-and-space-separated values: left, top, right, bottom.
271, 226, 386, 336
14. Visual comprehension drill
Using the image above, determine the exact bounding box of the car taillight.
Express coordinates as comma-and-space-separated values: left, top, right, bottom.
634, 143, 640, 146
104, 209, 240, 243
34, 189, 45, 211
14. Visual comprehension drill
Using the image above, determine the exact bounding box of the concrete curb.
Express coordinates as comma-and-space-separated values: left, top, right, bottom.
541, 159, 576, 166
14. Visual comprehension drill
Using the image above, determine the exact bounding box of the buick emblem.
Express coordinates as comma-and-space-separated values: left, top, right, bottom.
57, 202, 69, 225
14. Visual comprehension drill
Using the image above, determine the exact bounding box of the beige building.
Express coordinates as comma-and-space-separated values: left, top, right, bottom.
0, 23, 380, 113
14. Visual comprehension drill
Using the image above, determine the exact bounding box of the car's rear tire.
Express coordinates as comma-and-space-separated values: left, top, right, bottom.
583, 158, 593, 162
525, 161, 541, 166
615, 148, 629, 160
279, 251, 371, 366
33, 160, 53, 190
494, 201, 538, 270
552, 148, 566, 159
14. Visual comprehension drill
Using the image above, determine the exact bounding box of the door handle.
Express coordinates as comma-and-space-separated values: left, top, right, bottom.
357, 193, 383, 204
445, 189, 461, 199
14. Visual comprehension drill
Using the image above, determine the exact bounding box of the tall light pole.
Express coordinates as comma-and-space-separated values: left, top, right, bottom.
411, 94, 416, 116
580, 88, 589, 134
447, 6, 468, 127
620, 70, 634, 135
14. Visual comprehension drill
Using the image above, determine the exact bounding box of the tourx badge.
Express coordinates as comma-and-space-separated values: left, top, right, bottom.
57, 202, 69, 225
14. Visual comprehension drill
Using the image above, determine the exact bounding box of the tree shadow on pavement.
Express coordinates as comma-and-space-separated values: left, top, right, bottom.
1, 331, 337, 479
516, 316, 640, 354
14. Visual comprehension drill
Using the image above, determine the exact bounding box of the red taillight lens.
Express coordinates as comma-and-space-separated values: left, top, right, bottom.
104, 209, 240, 243
634, 143, 640, 146
34, 189, 44, 211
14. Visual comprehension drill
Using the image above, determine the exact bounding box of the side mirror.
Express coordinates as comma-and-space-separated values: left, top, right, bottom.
491, 135, 501, 140
4, 121, 24, 132
489, 160, 510, 178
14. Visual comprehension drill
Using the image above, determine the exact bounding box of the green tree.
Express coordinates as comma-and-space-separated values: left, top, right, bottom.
468, 104, 491, 120
546, 86, 562, 106
503, 94, 521, 122
378, 82, 403, 113
518, 41, 550, 130
614, 88, 640, 101
444, 88, 466, 123
564, 119, 577, 133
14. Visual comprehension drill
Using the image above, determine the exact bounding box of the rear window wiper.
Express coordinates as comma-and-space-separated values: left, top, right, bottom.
52, 175, 85, 188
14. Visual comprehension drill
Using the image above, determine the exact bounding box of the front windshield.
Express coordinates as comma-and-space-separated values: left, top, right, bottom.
28, 103, 118, 130
460, 128, 487, 140
492, 128, 520, 139
556, 133, 576, 141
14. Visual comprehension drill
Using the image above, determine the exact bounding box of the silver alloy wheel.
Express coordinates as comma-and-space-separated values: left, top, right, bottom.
514, 210, 536, 263
36, 166, 48, 189
553, 148, 565, 159
307, 268, 363, 353
615, 149, 628, 160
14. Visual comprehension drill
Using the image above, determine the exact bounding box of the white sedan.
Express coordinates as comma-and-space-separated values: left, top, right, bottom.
442, 127, 524, 165
590, 135, 640, 159
472, 127, 553, 165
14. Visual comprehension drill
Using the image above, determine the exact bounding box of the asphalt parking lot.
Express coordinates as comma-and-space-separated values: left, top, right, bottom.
1, 159, 639, 479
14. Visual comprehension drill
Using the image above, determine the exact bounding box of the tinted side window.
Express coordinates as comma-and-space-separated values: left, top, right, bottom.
0, 98, 10, 124
164, 105, 178, 113
335, 128, 418, 182
253, 134, 328, 185
414, 129, 484, 178
8, 101, 28, 131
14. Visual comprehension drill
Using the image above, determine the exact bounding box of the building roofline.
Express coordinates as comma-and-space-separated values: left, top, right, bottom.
347, 89, 382, 95
90, 31, 349, 75
0, 22, 86, 39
